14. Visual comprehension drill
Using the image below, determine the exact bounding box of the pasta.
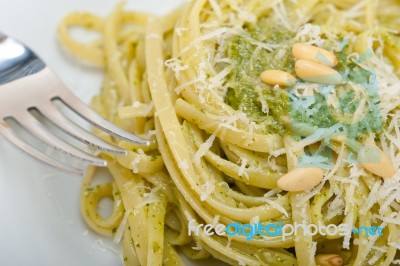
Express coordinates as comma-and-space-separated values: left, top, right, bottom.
57, 0, 400, 265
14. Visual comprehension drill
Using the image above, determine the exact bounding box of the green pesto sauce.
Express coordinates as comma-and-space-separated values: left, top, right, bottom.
289, 52, 382, 140
223, 20, 295, 134
222, 20, 382, 139
289, 94, 336, 128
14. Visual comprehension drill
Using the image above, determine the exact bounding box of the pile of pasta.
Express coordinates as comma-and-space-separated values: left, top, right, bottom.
58, 0, 400, 265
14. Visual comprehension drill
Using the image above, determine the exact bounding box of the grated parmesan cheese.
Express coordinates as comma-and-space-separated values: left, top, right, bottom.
192, 241, 203, 250
326, 192, 344, 220
175, 27, 189, 36
130, 156, 141, 173
272, 0, 292, 31
200, 180, 215, 201
193, 131, 218, 166
263, 196, 288, 217
342, 0, 368, 19
165, 58, 189, 79
360, 180, 381, 214
226, 238, 231, 248
309, 242, 317, 262
342, 212, 354, 249
212, 215, 220, 226
237, 158, 248, 177
250, 216, 259, 224
208, 0, 222, 16
353, 238, 368, 246
113, 210, 133, 243
294, 24, 323, 46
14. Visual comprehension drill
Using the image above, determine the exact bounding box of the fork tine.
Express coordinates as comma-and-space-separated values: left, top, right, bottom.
55, 91, 151, 146
0, 121, 83, 174
13, 112, 107, 167
34, 102, 127, 155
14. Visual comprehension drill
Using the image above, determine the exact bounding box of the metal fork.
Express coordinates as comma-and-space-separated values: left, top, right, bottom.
0, 32, 150, 173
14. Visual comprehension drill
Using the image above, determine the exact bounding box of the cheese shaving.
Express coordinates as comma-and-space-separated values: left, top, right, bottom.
200, 180, 215, 201
193, 131, 218, 166
237, 158, 248, 177
263, 198, 288, 217
360, 180, 381, 214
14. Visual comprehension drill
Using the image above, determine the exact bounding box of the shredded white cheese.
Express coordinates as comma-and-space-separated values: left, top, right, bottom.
212, 215, 220, 226
192, 241, 203, 251
264, 198, 288, 217
250, 216, 259, 224
272, 0, 292, 30
193, 131, 218, 166
113, 210, 133, 243
309, 242, 317, 262
360, 180, 381, 214
165, 58, 189, 79
343, 212, 354, 249
175, 27, 189, 36
208, 0, 222, 16
238, 158, 248, 177
200, 180, 215, 201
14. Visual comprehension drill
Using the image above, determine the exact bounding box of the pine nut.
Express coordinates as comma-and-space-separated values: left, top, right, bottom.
295, 59, 342, 85
292, 43, 338, 67
315, 254, 343, 266
260, 70, 296, 87
358, 145, 395, 178
277, 167, 323, 192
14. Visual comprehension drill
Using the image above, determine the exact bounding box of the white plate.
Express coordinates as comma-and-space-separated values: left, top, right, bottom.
0, 1, 219, 265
